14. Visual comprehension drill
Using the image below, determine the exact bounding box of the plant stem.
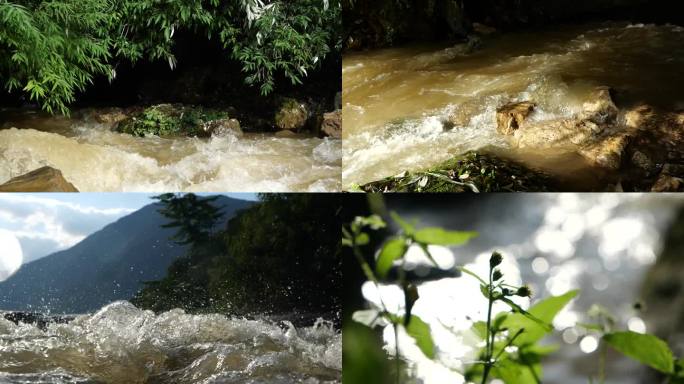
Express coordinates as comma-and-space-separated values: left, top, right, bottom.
599, 340, 606, 384
481, 266, 495, 384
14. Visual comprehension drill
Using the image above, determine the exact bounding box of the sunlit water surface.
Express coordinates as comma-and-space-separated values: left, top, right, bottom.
0, 110, 341, 192
342, 22, 684, 187
363, 194, 684, 384
0, 301, 341, 383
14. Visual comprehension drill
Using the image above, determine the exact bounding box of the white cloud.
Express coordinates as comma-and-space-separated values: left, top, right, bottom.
0, 195, 136, 263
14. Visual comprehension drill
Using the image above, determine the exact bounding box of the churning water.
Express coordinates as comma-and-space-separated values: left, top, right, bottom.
342, 22, 684, 187
0, 301, 341, 384
0, 110, 341, 192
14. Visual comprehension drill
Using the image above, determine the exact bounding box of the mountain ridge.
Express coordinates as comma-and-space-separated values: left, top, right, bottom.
0, 196, 253, 314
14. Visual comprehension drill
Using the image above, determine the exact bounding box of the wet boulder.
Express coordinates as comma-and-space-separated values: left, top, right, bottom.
651, 174, 684, 192
275, 98, 309, 131
580, 87, 619, 124
0, 166, 78, 192
577, 131, 631, 170
92, 107, 131, 126
496, 101, 536, 135
514, 118, 599, 149
200, 118, 242, 137
321, 110, 342, 139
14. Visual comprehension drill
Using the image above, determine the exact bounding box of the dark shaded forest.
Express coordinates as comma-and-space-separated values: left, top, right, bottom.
343, 0, 684, 49
132, 193, 345, 325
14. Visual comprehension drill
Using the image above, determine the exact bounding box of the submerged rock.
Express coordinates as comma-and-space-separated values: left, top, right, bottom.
496, 101, 536, 135
321, 110, 342, 138
275, 98, 309, 131
0, 166, 78, 192
359, 151, 556, 193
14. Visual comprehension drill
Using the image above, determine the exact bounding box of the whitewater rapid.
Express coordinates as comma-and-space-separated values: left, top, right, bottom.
342, 22, 684, 187
0, 301, 341, 384
0, 111, 341, 192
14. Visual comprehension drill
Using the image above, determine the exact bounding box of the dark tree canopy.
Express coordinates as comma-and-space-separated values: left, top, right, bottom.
0, 0, 340, 114
133, 194, 342, 321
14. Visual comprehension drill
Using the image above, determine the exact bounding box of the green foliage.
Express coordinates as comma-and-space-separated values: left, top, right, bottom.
343, 212, 477, 363
0, 0, 340, 114
345, 212, 572, 384
405, 314, 435, 359
0, 0, 117, 114
347, 211, 684, 384
603, 331, 674, 374
117, 104, 228, 137
376, 237, 408, 279
502, 290, 578, 347
413, 227, 478, 246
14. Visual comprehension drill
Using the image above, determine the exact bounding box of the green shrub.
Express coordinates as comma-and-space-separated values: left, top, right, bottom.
0, 0, 340, 114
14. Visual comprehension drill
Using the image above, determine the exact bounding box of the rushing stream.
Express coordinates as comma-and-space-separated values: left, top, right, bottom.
342, 22, 684, 188
0, 110, 341, 192
0, 301, 341, 384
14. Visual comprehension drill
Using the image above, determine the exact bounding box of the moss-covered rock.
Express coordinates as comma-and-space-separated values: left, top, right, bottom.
359, 151, 556, 192
116, 104, 234, 137
274, 98, 309, 131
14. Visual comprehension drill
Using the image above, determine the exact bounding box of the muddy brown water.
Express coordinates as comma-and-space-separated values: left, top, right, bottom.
342, 22, 684, 189
0, 109, 341, 192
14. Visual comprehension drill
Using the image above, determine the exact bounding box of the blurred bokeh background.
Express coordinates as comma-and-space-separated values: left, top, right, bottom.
343, 194, 684, 384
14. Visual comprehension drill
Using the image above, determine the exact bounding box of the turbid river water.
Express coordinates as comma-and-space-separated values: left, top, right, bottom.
342, 22, 684, 188
0, 110, 341, 192
0, 301, 341, 383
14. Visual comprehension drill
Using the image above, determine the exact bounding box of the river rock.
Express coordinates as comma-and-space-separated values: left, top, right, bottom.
514, 118, 598, 149
630, 150, 655, 173
274, 130, 300, 138
577, 131, 631, 170
496, 101, 535, 135
201, 118, 242, 137
580, 87, 618, 124
275, 98, 309, 131
93, 108, 130, 125
0, 166, 78, 192
321, 110, 342, 138
651, 174, 684, 192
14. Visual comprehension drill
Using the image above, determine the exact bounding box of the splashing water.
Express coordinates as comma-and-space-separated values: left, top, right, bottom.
0, 111, 341, 192
342, 22, 684, 187
0, 301, 341, 383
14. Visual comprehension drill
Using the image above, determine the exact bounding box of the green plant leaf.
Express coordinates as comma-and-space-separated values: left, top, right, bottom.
603, 331, 674, 374
406, 315, 435, 359
413, 228, 478, 246
502, 290, 578, 346
390, 211, 415, 235
354, 232, 370, 246
375, 237, 408, 278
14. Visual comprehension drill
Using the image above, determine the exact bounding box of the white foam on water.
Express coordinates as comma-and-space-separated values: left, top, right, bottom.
0, 125, 341, 192
0, 301, 341, 384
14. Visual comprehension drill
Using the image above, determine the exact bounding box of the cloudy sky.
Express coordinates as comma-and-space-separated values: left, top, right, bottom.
0, 193, 256, 264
